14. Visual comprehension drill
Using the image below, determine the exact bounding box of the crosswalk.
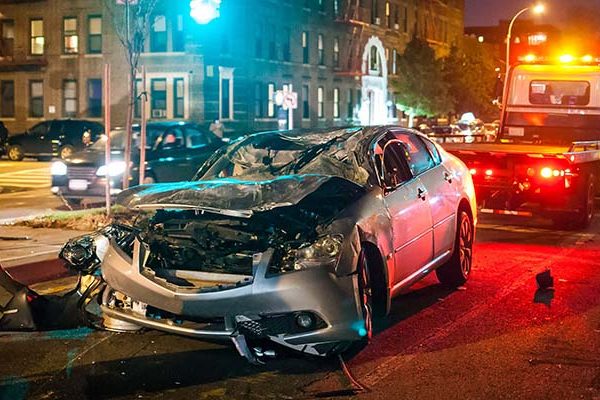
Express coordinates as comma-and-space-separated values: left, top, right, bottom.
0, 162, 51, 188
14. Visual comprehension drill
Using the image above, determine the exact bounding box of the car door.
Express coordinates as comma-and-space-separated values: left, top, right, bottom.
22, 121, 52, 155
182, 125, 221, 178
417, 136, 459, 258
150, 126, 188, 182
378, 137, 434, 286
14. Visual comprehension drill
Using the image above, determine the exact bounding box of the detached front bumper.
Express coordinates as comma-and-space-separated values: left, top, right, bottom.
101, 241, 364, 356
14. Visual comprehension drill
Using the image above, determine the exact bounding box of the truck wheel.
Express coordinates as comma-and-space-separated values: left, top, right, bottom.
553, 174, 595, 230
436, 209, 474, 287
7, 145, 24, 161
574, 174, 595, 229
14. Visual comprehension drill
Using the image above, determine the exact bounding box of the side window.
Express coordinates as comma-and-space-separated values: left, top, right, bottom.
419, 136, 442, 165
29, 122, 49, 136
391, 131, 435, 176
380, 140, 411, 188
158, 127, 184, 149
184, 126, 209, 149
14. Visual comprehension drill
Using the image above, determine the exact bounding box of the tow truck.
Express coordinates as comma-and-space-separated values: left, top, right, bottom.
435, 56, 600, 229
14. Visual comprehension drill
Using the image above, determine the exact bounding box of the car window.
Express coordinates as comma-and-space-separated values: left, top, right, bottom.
29, 122, 49, 136
378, 139, 411, 188
390, 131, 435, 176
156, 127, 184, 150
184, 126, 209, 149
419, 136, 442, 165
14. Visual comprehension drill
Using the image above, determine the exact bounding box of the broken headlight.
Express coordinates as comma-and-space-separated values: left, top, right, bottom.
272, 234, 344, 274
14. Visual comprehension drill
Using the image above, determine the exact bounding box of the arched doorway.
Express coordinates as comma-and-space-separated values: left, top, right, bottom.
359, 36, 388, 126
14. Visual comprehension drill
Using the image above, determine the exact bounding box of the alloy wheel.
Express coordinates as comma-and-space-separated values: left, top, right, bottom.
459, 213, 474, 277
358, 252, 373, 340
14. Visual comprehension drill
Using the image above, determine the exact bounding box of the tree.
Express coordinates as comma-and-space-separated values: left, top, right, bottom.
104, 0, 158, 189
443, 39, 499, 121
392, 37, 453, 126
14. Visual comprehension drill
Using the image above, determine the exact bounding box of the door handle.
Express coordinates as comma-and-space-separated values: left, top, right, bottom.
443, 171, 453, 184
417, 187, 427, 201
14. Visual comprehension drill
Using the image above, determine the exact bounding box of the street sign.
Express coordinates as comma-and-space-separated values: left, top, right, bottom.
282, 92, 298, 110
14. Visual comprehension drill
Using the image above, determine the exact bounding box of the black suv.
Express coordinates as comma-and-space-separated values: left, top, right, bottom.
5, 119, 104, 161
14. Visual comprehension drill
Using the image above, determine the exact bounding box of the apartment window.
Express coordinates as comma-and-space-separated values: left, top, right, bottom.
150, 15, 167, 52
385, 2, 391, 28
30, 19, 44, 55
63, 17, 78, 54
174, 78, 184, 118
370, 46, 379, 71
318, 0, 325, 12
333, 37, 339, 67
282, 28, 291, 61
1, 20, 14, 58
268, 25, 276, 60
333, 88, 340, 118
318, 34, 324, 65
88, 16, 102, 54
302, 84, 309, 119
151, 79, 167, 118
302, 31, 309, 64
255, 25, 262, 58
333, 0, 340, 17
403, 6, 408, 33
371, 0, 379, 24
173, 15, 185, 52
267, 83, 275, 117
87, 79, 102, 118
29, 81, 44, 118
63, 80, 77, 117
392, 48, 397, 75
134, 79, 143, 118
347, 88, 353, 119
254, 83, 264, 118
0, 80, 14, 118
219, 67, 234, 120
317, 86, 324, 118
393, 5, 399, 28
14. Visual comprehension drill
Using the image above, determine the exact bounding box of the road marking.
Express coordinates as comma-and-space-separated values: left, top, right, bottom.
0, 166, 51, 188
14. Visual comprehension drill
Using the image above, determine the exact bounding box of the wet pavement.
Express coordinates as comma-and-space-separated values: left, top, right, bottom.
0, 215, 599, 400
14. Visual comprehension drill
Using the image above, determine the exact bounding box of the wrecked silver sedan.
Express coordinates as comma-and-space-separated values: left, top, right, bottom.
99, 126, 477, 360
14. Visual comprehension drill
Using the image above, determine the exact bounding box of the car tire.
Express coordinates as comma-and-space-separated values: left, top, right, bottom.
436, 208, 474, 287
59, 145, 75, 160
7, 145, 24, 161
554, 174, 595, 230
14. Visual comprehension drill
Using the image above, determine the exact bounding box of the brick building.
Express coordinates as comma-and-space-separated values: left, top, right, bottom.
0, 0, 463, 136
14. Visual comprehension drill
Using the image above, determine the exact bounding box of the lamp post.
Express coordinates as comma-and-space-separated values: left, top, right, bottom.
505, 3, 545, 77
190, 0, 221, 25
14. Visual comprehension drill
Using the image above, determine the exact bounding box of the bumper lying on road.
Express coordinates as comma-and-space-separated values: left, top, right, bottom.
101, 240, 364, 357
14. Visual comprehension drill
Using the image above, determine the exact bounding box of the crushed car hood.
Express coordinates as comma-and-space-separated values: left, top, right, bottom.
116, 174, 364, 216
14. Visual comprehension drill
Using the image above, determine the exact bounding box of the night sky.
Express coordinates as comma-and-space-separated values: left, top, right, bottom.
465, 0, 600, 27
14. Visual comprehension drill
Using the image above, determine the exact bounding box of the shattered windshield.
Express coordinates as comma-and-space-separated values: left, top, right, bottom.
197, 128, 371, 186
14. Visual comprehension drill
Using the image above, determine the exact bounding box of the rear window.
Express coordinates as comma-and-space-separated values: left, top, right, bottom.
529, 80, 590, 106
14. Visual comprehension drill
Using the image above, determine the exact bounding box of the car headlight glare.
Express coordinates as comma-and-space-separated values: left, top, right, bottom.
96, 161, 127, 177
51, 161, 68, 176
274, 234, 344, 274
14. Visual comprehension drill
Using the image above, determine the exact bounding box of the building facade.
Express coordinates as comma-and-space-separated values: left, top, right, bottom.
0, 0, 463, 136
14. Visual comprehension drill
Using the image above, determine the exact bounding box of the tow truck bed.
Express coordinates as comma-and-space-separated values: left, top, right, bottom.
441, 142, 569, 156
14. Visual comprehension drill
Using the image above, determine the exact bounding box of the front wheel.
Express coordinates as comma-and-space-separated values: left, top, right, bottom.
357, 250, 373, 341
436, 209, 474, 287
7, 145, 24, 161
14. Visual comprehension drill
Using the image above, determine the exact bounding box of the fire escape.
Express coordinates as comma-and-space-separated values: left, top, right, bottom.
335, 0, 367, 77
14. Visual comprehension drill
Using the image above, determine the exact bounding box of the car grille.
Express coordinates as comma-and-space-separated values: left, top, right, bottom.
67, 166, 96, 181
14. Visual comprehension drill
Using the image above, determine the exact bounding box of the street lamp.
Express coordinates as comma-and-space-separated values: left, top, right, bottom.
505, 3, 545, 75
190, 0, 221, 25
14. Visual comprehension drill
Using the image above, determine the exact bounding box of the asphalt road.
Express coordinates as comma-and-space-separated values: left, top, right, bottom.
0, 215, 599, 400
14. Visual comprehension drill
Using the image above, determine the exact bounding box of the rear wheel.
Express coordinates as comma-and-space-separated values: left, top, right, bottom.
436, 209, 474, 287
7, 145, 23, 161
59, 145, 75, 160
553, 174, 595, 230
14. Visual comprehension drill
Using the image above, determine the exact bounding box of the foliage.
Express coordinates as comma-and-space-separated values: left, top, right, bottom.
393, 37, 454, 118
443, 39, 500, 121
104, 0, 158, 189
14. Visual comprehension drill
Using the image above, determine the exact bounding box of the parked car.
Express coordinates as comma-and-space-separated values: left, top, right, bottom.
51, 121, 224, 204
5, 119, 103, 161
0, 121, 8, 157
96, 126, 477, 361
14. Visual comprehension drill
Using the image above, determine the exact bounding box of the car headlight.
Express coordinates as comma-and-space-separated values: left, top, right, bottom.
273, 234, 344, 274
51, 161, 68, 176
96, 161, 127, 177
